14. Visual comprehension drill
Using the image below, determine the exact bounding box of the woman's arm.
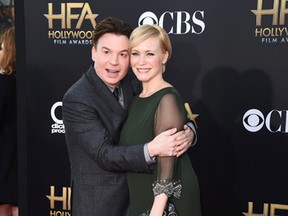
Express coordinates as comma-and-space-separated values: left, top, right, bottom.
150, 92, 185, 215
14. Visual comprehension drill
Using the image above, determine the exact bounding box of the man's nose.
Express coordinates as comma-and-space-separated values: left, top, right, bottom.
110, 54, 119, 65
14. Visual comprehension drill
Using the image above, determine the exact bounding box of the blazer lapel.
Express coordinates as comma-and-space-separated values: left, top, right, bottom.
85, 65, 127, 116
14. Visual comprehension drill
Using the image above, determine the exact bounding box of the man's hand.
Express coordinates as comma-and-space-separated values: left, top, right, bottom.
147, 126, 194, 157
175, 124, 194, 157
147, 128, 177, 157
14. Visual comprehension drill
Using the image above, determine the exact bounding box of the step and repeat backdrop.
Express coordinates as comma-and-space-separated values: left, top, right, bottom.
15, 0, 288, 215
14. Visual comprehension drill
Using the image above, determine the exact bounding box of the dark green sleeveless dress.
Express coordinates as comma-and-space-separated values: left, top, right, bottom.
120, 87, 201, 216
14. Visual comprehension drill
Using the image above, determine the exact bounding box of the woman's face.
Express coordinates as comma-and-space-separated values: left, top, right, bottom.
130, 37, 168, 83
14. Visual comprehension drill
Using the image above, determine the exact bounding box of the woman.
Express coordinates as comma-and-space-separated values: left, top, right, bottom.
120, 25, 201, 215
0, 27, 18, 216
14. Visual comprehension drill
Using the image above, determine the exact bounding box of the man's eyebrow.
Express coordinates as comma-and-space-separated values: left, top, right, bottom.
101, 46, 110, 50
102, 46, 129, 53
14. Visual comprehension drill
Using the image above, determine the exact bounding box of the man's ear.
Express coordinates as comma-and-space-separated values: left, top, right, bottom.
91, 46, 96, 61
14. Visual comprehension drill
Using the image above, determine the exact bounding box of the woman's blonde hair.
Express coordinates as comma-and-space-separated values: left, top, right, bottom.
129, 25, 172, 72
0, 27, 16, 75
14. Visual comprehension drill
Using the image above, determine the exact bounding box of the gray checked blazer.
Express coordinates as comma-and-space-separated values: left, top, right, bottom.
62, 65, 151, 216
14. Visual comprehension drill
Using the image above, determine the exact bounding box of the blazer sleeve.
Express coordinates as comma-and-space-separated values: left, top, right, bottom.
62, 88, 151, 173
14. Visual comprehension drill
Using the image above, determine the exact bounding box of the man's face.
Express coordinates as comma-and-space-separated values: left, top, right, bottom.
92, 33, 130, 88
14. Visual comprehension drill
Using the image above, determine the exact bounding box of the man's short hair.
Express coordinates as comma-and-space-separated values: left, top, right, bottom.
92, 17, 133, 48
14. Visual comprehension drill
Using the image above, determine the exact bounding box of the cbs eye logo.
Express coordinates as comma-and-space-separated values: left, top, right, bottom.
243, 109, 265, 132
243, 108, 288, 133
138, 11, 158, 25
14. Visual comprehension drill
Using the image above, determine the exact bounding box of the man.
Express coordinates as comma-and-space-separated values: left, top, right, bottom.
62, 17, 196, 216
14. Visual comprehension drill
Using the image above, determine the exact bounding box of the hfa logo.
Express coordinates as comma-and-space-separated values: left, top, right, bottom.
243, 201, 288, 216
251, 0, 288, 44
44, 3, 98, 45
46, 186, 71, 215
44, 3, 97, 29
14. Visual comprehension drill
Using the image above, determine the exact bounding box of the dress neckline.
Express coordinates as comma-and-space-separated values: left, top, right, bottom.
138, 86, 174, 99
